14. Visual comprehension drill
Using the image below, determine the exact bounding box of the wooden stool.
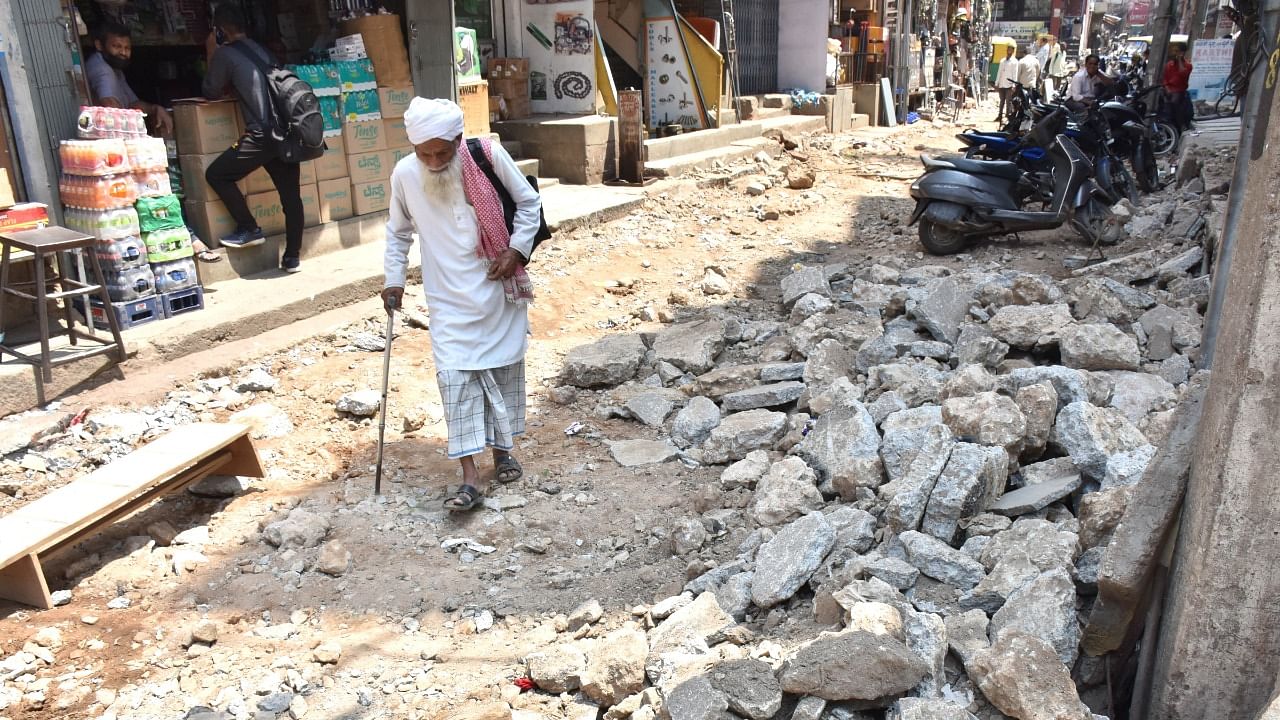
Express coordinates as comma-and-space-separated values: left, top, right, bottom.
0, 226, 127, 405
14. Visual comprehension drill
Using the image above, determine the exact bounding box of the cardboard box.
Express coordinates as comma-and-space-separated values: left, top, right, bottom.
317, 177, 354, 223
387, 146, 414, 165
486, 57, 530, 78
247, 190, 287, 236
299, 183, 321, 227
178, 153, 243, 201
173, 99, 242, 155
382, 117, 410, 149
378, 86, 414, 119
352, 179, 390, 215
0, 169, 15, 209
315, 136, 348, 181
347, 150, 390, 185
243, 166, 275, 195
186, 200, 236, 245
300, 160, 317, 186
343, 120, 385, 154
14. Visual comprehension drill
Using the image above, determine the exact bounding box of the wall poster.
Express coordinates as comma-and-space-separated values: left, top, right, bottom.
644, 17, 705, 130
523, 0, 598, 114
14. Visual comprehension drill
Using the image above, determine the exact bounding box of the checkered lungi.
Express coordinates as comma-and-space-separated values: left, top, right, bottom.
435, 360, 527, 459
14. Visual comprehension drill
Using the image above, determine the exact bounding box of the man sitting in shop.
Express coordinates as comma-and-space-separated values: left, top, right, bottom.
86, 22, 173, 136
1067, 54, 1117, 104
201, 4, 305, 273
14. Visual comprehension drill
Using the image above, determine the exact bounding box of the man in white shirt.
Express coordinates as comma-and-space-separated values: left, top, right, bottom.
1067, 54, 1117, 103
1017, 46, 1042, 96
381, 97, 542, 512
1035, 36, 1052, 74
994, 45, 1018, 121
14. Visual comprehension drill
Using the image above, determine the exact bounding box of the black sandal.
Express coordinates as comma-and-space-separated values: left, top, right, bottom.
494, 455, 523, 484
444, 484, 484, 511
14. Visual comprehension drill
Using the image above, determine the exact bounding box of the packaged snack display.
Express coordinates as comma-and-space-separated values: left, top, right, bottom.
319, 96, 342, 136
59, 174, 138, 210
95, 235, 148, 270
336, 59, 377, 92
125, 137, 168, 171
133, 170, 173, 198
135, 194, 185, 233
76, 106, 148, 139
152, 257, 199, 293
104, 265, 156, 302
341, 89, 382, 122
143, 226, 194, 263
59, 139, 131, 176
63, 207, 141, 240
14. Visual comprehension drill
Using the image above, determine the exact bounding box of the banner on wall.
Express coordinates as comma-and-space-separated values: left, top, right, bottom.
644, 18, 704, 129
522, 0, 598, 114
1188, 38, 1234, 101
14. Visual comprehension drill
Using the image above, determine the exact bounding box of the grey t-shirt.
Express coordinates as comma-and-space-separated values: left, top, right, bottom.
203, 39, 274, 133
86, 52, 140, 107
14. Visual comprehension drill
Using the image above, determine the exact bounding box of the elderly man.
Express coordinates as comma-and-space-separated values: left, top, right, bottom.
381, 98, 541, 512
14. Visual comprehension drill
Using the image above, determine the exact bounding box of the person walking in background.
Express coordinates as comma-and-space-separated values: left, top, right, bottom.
994, 45, 1018, 121
1017, 44, 1042, 100
1163, 41, 1195, 132
1046, 36, 1069, 98
381, 98, 542, 512
201, 4, 305, 273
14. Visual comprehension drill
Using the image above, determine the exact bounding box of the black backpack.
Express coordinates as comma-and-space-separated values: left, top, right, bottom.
226, 42, 325, 162
465, 138, 552, 259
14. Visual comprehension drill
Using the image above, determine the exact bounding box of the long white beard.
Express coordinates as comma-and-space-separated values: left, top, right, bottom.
423, 153, 463, 199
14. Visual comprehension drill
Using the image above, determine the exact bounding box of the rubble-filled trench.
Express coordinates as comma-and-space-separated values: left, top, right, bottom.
0, 112, 1235, 720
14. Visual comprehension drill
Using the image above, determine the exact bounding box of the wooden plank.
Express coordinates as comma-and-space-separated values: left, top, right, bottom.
0, 423, 260, 567
0, 553, 53, 609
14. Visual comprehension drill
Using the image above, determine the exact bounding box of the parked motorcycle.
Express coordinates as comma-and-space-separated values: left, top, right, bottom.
908, 133, 1114, 256
959, 99, 1138, 206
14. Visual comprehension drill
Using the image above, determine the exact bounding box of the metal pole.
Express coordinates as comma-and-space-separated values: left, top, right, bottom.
1201, 3, 1280, 367
1146, 0, 1178, 89
898, 0, 915, 123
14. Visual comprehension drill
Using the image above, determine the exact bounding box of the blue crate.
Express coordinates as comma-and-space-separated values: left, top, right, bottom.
160, 285, 205, 319
76, 295, 162, 331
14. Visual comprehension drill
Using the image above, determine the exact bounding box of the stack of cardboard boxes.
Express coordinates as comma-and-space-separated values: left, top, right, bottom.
487, 58, 531, 121
175, 83, 412, 243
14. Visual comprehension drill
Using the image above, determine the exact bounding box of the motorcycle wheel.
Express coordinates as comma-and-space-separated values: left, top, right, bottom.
1099, 157, 1139, 203
919, 220, 970, 255
1133, 140, 1159, 193
1149, 121, 1179, 156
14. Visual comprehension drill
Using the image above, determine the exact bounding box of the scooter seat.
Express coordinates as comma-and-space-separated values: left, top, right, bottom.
921, 154, 1022, 180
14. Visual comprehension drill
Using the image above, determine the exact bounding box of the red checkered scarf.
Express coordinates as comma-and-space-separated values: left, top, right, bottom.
458, 138, 535, 304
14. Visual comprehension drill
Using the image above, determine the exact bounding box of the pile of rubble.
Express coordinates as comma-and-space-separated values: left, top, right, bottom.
546, 245, 1209, 719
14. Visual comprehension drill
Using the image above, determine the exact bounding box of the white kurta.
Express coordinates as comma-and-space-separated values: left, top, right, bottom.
383, 143, 541, 371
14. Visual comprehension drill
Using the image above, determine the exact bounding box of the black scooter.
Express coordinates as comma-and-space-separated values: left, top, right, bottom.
907, 133, 1114, 255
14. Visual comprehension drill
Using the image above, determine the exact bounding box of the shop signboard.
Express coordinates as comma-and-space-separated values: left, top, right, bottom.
520, 0, 598, 114
990, 21, 1049, 45
1127, 0, 1151, 26
1188, 38, 1235, 101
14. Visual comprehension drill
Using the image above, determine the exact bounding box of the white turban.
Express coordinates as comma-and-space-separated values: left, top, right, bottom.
404, 97, 465, 145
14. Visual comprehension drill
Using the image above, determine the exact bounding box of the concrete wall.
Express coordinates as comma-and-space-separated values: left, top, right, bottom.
493, 115, 617, 184
777, 0, 829, 92
1147, 54, 1280, 720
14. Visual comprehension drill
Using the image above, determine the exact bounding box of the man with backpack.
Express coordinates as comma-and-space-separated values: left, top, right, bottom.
202, 4, 306, 272
381, 97, 542, 512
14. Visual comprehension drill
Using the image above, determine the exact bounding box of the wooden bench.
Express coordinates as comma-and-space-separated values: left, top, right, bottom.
0, 422, 264, 609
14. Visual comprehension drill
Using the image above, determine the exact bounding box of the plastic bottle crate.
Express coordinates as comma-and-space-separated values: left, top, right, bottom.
160, 285, 205, 319
75, 294, 162, 331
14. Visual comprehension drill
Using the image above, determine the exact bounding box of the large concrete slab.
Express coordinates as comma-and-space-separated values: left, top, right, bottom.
645, 137, 781, 178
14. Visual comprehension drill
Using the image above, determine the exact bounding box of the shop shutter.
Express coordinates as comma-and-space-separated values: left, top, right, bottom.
730, 0, 780, 95
11, 0, 81, 206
